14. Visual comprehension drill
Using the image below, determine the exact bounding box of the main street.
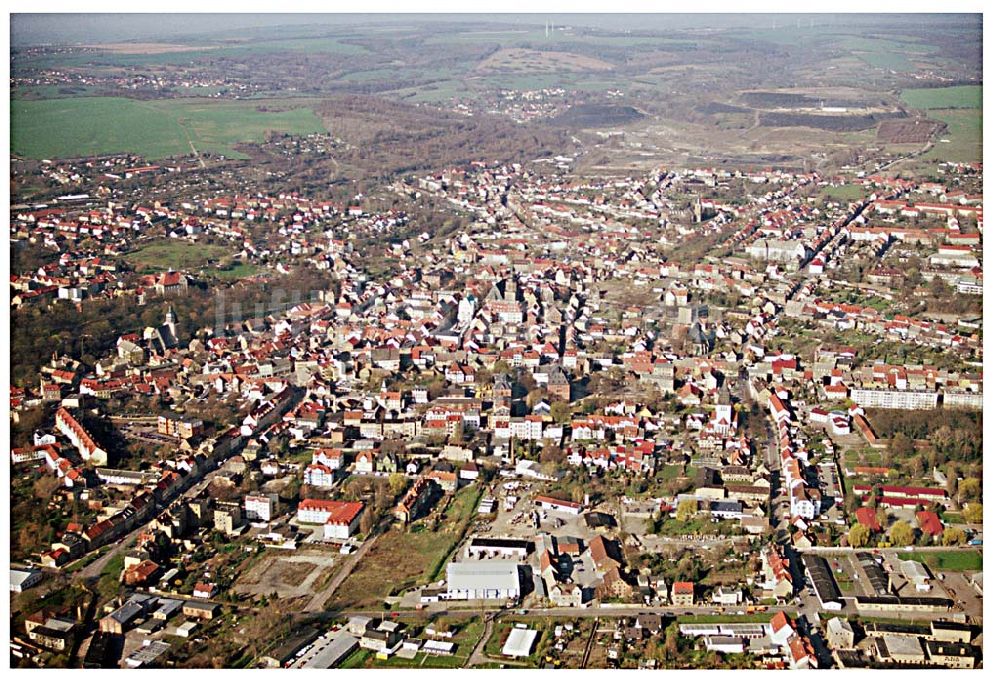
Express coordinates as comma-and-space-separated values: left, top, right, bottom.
309, 603, 788, 623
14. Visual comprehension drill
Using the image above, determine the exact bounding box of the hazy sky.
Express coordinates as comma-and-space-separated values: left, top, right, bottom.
11, 13, 980, 47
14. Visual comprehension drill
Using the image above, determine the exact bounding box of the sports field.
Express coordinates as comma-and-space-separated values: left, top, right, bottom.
11, 96, 326, 160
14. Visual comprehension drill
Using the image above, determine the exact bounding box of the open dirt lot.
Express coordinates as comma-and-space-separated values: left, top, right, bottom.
233, 550, 341, 599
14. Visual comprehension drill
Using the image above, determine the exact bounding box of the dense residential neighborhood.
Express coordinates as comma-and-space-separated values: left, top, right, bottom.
9, 146, 984, 669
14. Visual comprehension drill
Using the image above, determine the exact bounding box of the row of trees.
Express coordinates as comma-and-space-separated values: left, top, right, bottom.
846, 520, 918, 548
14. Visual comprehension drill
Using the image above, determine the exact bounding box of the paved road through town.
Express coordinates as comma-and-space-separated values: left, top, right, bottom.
77, 455, 242, 581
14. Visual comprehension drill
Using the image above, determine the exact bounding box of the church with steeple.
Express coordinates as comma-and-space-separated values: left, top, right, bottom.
709, 380, 736, 437
143, 306, 179, 354
687, 320, 714, 356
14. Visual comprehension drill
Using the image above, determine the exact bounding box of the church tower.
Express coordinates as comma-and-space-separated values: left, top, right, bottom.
165, 306, 178, 339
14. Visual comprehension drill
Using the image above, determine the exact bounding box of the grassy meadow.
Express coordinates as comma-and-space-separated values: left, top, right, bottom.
898, 550, 983, 572
124, 241, 231, 272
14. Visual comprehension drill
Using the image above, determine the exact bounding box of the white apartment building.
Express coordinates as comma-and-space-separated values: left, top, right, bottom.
849, 388, 939, 410
244, 494, 278, 522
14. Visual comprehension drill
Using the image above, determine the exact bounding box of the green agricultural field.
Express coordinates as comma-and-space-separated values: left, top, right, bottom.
834, 35, 938, 73
901, 85, 982, 111
734, 29, 934, 67
734, 27, 837, 47
925, 109, 982, 163
855, 50, 914, 72
897, 86, 982, 164
17, 38, 366, 70
124, 241, 232, 273
252, 36, 369, 55
11, 96, 326, 160
12, 84, 103, 99
898, 550, 983, 572
839, 36, 936, 54
426, 29, 690, 49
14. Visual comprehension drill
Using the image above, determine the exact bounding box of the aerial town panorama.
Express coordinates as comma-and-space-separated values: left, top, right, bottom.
7, 11, 985, 671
